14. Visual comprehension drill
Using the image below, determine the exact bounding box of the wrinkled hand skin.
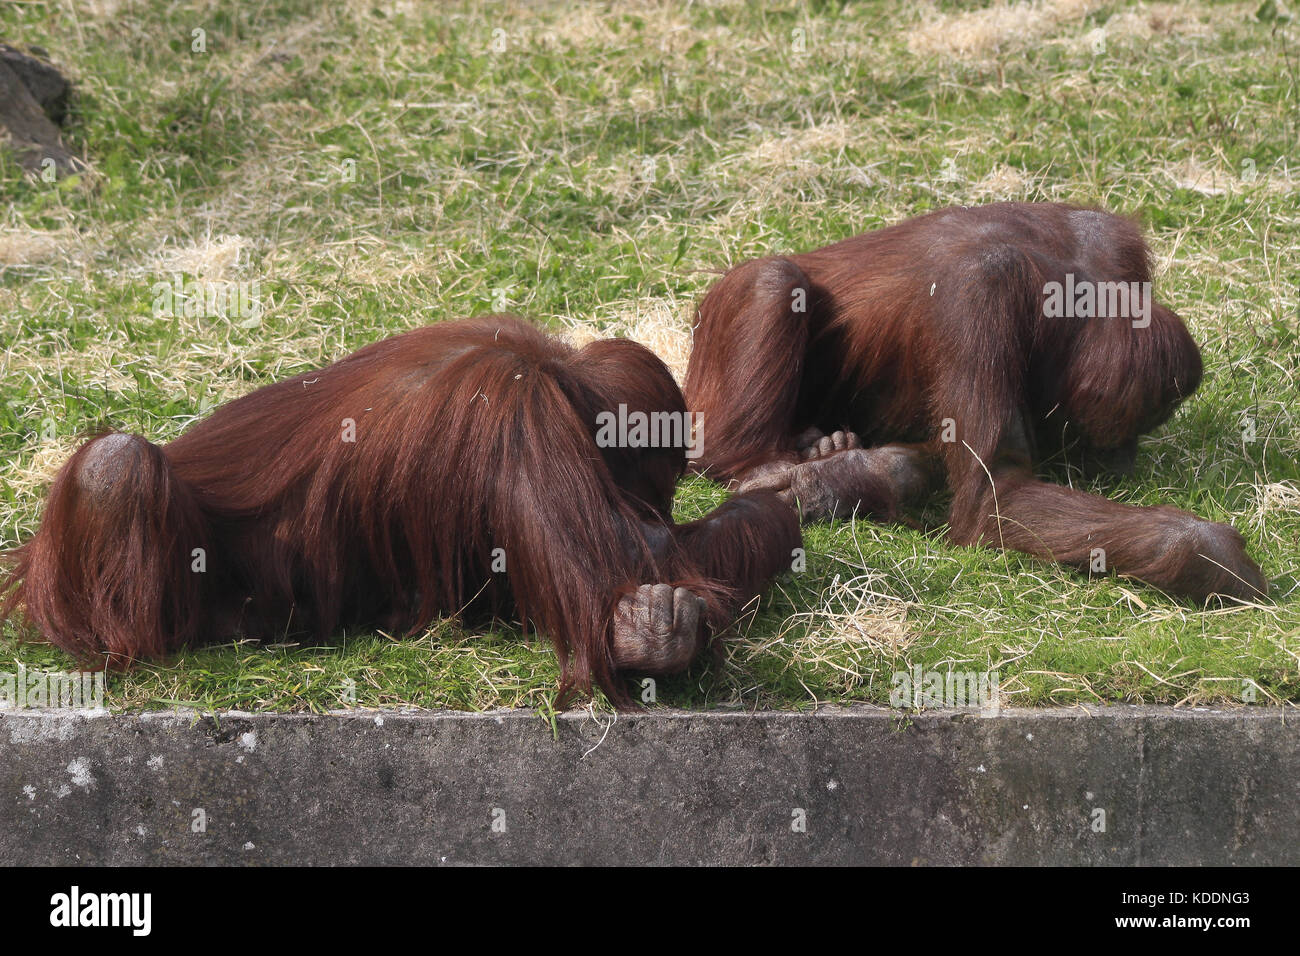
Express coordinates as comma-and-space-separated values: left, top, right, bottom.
794, 427, 860, 459
612, 583, 707, 674
736, 429, 900, 522
735, 457, 848, 520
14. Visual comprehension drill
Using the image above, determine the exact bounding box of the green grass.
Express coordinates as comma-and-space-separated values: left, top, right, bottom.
1, 0, 1297, 713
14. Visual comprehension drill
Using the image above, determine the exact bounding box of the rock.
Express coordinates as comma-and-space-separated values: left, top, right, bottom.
0, 705, 1295, 864
0, 44, 81, 175
0, 43, 71, 123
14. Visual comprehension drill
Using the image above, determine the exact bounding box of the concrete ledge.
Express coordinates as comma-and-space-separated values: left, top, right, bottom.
2, 706, 1295, 865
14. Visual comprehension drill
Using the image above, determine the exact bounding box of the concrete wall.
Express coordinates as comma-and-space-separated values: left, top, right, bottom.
2, 705, 1295, 865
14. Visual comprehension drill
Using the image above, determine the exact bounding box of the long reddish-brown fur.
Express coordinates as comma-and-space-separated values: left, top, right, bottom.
683, 202, 1267, 603
2, 316, 800, 707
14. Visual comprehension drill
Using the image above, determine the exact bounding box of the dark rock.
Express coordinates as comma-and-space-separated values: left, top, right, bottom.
0, 43, 80, 174
0, 44, 71, 123
0, 705, 1294, 865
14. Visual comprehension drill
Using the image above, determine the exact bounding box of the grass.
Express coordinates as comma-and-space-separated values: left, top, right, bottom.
0, 0, 1297, 714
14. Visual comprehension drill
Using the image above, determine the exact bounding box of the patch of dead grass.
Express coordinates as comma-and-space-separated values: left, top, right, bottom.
969, 163, 1036, 200
0, 227, 87, 268
562, 294, 695, 383
908, 0, 1102, 59
907, 0, 1239, 61
150, 234, 257, 280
